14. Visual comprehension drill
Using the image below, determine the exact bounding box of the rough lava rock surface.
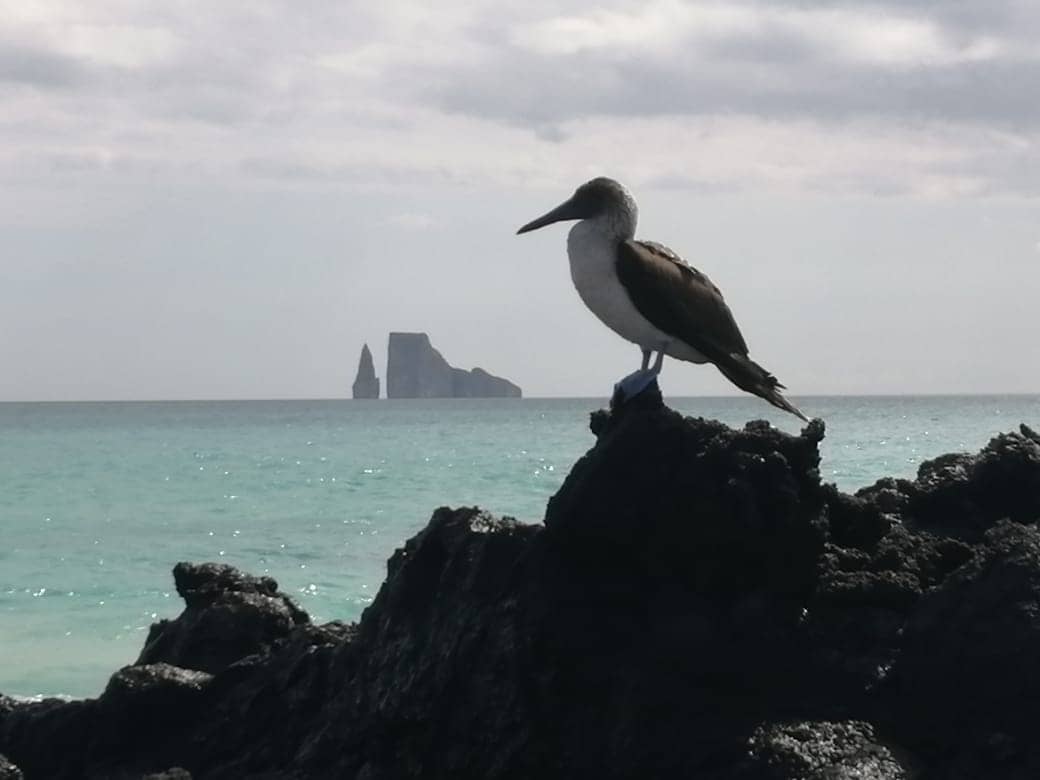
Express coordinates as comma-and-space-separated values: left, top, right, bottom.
2, 385, 1039, 778
136, 562, 310, 674
0, 754, 22, 780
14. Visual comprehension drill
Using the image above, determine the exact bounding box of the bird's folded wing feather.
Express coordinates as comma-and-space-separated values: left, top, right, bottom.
616, 240, 749, 360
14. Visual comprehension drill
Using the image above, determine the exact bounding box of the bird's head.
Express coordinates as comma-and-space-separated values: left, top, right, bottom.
516, 177, 637, 236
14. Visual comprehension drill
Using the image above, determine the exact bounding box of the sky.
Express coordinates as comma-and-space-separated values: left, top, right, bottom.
1, 0, 1038, 400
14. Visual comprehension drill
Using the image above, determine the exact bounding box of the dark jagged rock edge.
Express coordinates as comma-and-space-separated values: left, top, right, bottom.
3, 386, 1040, 779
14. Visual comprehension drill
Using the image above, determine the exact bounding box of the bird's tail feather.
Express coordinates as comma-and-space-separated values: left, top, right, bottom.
716, 354, 808, 422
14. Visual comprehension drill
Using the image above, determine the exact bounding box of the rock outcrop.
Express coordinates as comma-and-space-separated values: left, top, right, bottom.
351, 344, 380, 399
2, 387, 1039, 778
386, 332, 521, 398
448, 366, 521, 398
136, 562, 310, 674
0, 754, 22, 780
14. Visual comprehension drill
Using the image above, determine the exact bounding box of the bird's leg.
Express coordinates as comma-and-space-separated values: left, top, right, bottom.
613, 350, 663, 401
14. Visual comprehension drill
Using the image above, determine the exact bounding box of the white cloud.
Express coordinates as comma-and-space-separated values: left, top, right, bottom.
511, 1, 706, 55
0, 0, 1038, 203
510, 1, 1010, 67
54, 23, 181, 68
791, 10, 1005, 68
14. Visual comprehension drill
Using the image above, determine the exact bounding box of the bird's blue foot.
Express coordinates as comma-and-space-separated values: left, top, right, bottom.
613, 368, 659, 402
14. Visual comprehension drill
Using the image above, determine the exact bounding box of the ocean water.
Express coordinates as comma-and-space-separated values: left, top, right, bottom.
2, 395, 1037, 699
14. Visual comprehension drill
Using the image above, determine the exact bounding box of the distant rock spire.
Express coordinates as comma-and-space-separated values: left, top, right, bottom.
352, 344, 380, 399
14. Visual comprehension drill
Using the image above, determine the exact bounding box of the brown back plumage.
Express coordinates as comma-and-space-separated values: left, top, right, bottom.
616, 240, 807, 421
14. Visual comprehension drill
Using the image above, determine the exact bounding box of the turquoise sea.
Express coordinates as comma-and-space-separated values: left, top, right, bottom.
2, 395, 1038, 699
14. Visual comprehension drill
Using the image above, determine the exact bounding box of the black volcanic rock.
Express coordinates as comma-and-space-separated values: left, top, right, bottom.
351, 343, 380, 399
549, 389, 828, 597
890, 520, 1040, 773
386, 331, 521, 398
2, 391, 1039, 778
136, 562, 310, 674
858, 424, 1040, 539
745, 720, 914, 779
0, 754, 22, 779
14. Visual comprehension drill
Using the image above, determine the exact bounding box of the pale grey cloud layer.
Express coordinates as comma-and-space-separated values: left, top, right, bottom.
1, 0, 1038, 401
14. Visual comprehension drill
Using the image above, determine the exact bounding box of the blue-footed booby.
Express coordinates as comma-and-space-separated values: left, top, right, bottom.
517, 177, 807, 421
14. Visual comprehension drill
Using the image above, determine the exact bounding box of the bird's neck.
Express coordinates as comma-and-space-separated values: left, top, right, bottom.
571, 206, 637, 246
567, 210, 635, 280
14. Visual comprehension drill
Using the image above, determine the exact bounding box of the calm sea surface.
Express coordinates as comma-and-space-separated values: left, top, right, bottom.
2, 395, 1038, 698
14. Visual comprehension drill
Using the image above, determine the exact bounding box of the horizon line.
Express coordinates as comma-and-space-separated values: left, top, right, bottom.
1, 391, 1038, 404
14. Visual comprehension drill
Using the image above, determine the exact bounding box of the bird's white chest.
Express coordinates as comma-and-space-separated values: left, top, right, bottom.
566, 221, 670, 351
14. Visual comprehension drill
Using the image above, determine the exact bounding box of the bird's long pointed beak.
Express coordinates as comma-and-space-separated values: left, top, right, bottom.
516, 197, 581, 235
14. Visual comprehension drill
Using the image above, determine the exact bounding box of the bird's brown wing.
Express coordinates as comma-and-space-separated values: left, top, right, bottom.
617, 240, 808, 421
616, 239, 749, 361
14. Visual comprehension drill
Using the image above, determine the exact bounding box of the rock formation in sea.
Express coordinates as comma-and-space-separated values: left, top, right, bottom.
385, 331, 521, 398
351, 344, 380, 399
3, 389, 1040, 778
